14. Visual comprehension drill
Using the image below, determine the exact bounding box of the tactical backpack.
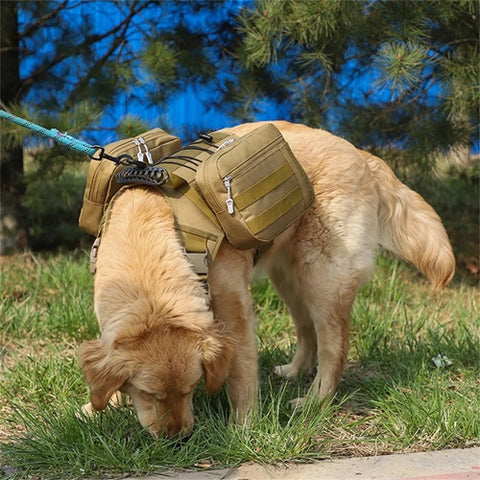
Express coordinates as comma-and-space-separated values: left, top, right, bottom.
79, 123, 314, 275
78, 128, 182, 236
195, 124, 313, 249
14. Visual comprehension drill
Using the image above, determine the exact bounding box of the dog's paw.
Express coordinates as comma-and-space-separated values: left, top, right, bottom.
273, 363, 298, 379
81, 402, 95, 416
109, 391, 131, 408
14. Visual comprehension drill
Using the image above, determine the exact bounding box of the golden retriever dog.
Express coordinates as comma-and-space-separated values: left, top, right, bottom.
79, 121, 455, 437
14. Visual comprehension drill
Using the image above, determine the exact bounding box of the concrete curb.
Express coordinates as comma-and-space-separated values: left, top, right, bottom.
136, 447, 479, 480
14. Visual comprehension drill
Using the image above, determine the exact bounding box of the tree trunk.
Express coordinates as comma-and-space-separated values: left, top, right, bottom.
1, 1, 27, 254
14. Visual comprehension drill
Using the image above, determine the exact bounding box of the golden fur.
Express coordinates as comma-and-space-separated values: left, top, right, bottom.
79, 121, 455, 437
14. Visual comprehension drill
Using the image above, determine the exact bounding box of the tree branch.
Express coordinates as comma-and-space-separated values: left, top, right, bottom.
20, 1, 150, 91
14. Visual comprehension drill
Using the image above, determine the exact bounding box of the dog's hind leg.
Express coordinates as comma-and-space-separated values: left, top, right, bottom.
269, 262, 317, 380
269, 218, 374, 404
295, 252, 371, 405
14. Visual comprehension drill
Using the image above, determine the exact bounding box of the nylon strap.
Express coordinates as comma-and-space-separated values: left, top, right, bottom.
169, 176, 220, 227
159, 183, 225, 274
245, 187, 304, 234
161, 131, 233, 187
233, 162, 295, 211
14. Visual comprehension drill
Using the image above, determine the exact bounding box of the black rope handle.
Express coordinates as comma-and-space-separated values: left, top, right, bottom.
115, 166, 169, 186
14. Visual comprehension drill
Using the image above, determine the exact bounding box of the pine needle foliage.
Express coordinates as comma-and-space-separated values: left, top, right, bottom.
234, 0, 478, 170
1, 0, 478, 251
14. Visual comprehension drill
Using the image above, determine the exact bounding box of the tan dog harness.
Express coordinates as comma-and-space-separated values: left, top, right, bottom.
84, 124, 314, 280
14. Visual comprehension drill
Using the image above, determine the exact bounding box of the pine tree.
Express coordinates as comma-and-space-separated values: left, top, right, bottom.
1, 1, 25, 253
0, 1, 170, 252
0, 0, 241, 251
231, 0, 479, 172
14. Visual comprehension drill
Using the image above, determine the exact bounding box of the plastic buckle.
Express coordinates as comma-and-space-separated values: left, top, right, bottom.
185, 252, 209, 276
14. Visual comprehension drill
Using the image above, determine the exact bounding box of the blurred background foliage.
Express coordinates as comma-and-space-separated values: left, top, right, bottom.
0, 0, 478, 263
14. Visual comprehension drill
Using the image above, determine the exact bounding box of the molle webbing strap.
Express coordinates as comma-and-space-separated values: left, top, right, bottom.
233, 162, 295, 211
245, 187, 305, 234
161, 131, 235, 188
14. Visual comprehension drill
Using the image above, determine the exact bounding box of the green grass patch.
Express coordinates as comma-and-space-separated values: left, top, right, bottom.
1, 159, 479, 478
1, 248, 478, 478
1, 251, 97, 341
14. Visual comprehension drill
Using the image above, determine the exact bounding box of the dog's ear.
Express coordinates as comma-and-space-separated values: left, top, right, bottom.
201, 330, 236, 395
78, 339, 129, 411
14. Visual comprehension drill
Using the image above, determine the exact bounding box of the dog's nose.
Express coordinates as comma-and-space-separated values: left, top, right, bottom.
162, 420, 193, 439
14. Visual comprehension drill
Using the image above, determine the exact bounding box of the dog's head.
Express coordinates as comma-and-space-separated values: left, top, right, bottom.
79, 322, 235, 437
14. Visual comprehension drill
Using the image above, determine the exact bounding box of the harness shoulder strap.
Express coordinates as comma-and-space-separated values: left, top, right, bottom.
160, 184, 225, 273
161, 131, 234, 187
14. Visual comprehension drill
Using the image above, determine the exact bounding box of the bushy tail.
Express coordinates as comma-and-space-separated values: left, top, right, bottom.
361, 151, 455, 288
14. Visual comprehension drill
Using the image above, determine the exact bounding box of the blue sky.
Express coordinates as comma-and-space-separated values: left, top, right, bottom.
19, 1, 261, 145
15, 1, 411, 144
17, 1, 477, 152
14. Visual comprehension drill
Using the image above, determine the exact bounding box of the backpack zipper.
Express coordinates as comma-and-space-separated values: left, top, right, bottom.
134, 138, 144, 163
139, 136, 153, 164
223, 176, 235, 214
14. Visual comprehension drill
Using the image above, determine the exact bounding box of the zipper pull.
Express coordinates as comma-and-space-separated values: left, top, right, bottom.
223, 176, 235, 215
139, 137, 153, 164
134, 138, 144, 163
217, 138, 235, 150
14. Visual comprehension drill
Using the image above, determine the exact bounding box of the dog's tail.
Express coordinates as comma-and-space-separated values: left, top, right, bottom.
361, 151, 455, 288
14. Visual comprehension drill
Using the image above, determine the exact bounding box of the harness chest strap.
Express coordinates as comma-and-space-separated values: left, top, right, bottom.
88, 184, 225, 279
87, 133, 233, 278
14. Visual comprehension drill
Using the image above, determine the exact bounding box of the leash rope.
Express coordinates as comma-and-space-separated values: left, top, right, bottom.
1, 111, 233, 191
0, 109, 134, 164
0, 109, 176, 187
1, 109, 100, 157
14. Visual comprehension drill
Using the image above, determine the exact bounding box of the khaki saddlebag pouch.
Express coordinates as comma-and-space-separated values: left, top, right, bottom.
78, 128, 181, 236
195, 123, 314, 250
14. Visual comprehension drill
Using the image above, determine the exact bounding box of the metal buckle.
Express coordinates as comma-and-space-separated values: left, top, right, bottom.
89, 146, 105, 161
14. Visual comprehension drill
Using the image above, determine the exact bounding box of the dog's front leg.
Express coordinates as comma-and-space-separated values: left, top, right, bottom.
211, 288, 258, 425
81, 390, 131, 416
225, 305, 258, 425
209, 245, 258, 425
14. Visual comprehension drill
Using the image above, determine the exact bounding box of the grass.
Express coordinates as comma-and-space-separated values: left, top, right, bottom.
0, 167, 479, 478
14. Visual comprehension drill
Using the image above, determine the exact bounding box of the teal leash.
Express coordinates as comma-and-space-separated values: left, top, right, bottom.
0, 109, 151, 167
0, 109, 171, 186
1, 109, 99, 157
